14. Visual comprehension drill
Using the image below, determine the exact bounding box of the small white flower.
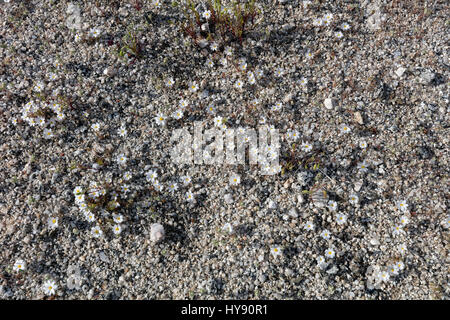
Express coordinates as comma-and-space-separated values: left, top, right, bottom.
146, 170, 158, 182
120, 184, 130, 193
205, 59, 214, 68
43, 280, 58, 295
210, 42, 218, 51
155, 114, 167, 126
301, 141, 313, 152
152, 0, 161, 8
342, 22, 351, 30
89, 27, 101, 38
255, 68, 264, 78
219, 57, 227, 66
180, 175, 191, 185
112, 224, 122, 235
73, 186, 83, 195
320, 229, 331, 240
118, 126, 127, 137
305, 50, 314, 59
388, 264, 399, 276
206, 104, 216, 114
313, 17, 323, 27
113, 214, 124, 224
74, 34, 81, 42
357, 160, 369, 173
271, 101, 282, 111
336, 213, 347, 225
340, 124, 351, 134
235, 79, 244, 89
335, 31, 344, 38
168, 182, 178, 192
392, 224, 405, 237
317, 255, 328, 269
91, 225, 103, 238
378, 271, 390, 282
43, 128, 54, 139
91, 123, 100, 131
117, 154, 127, 165
48, 72, 57, 81
359, 140, 368, 149
304, 221, 315, 231
443, 216, 450, 229
224, 46, 233, 56
165, 77, 175, 87
33, 81, 44, 92
123, 172, 132, 181
75, 194, 85, 204
274, 68, 284, 77
349, 193, 359, 205
179, 99, 189, 109
229, 173, 240, 186
48, 217, 59, 229
398, 243, 407, 255
270, 246, 282, 258
202, 10, 211, 19
213, 116, 223, 127
328, 200, 338, 211
13, 259, 26, 272
84, 211, 96, 222
396, 200, 408, 212
188, 81, 199, 93
186, 191, 195, 202
399, 215, 409, 226
396, 261, 405, 270
298, 77, 308, 86
325, 248, 335, 259
172, 109, 184, 120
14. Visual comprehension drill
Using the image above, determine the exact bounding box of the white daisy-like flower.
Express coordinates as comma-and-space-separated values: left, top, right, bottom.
112, 224, 122, 235
301, 141, 313, 152
271, 101, 282, 111
328, 200, 338, 211
443, 216, 450, 229
219, 57, 227, 66
255, 68, 264, 78
325, 248, 335, 259
43, 128, 54, 139
323, 13, 333, 24
320, 229, 331, 240
398, 243, 407, 255
336, 213, 347, 225
48, 217, 59, 229
396, 261, 405, 270
342, 22, 351, 30
206, 104, 216, 114
235, 79, 244, 89
165, 77, 175, 87
229, 173, 240, 186
120, 184, 130, 193
357, 160, 369, 173
396, 200, 408, 212
205, 59, 214, 68
186, 191, 195, 202
91, 122, 100, 131
153, 181, 163, 192
43, 280, 58, 295
349, 193, 359, 205
118, 126, 127, 137
56, 112, 65, 121
213, 116, 223, 127
188, 81, 199, 93
340, 124, 351, 134
274, 68, 284, 77
313, 17, 323, 27
117, 154, 127, 165
388, 264, 399, 276
123, 172, 132, 181
75, 193, 85, 204
270, 245, 282, 258
304, 221, 315, 231
392, 225, 405, 237
378, 271, 390, 282
222, 222, 233, 234
168, 182, 178, 192
34, 81, 44, 92
113, 214, 124, 224
74, 33, 81, 42
298, 77, 308, 86
48, 72, 57, 81
146, 170, 158, 182
210, 42, 218, 51
91, 225, 103, 238
89, 27, 101, 38
84, 211, 96, 222
399, 215, 409, 226
202, 10, 211, 19
224, 46, 233, 56
180, 175, 191, 185
305, 50, 314, 59
155, 114, 167, 126
152, 0, 161, 8
317, 255, 327, 269
335, 31, 344, 38
179, 99, 189, 109
359, 140, 368, 149
73, 186, 83, 195
13, 259, 26, 272
172, 109, 184, 120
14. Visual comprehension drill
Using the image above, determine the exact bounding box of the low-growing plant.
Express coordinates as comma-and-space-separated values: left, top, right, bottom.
181, 0, 260, 47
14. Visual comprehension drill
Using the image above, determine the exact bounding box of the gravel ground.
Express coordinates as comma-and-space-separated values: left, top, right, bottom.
0, 0, 448, 300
